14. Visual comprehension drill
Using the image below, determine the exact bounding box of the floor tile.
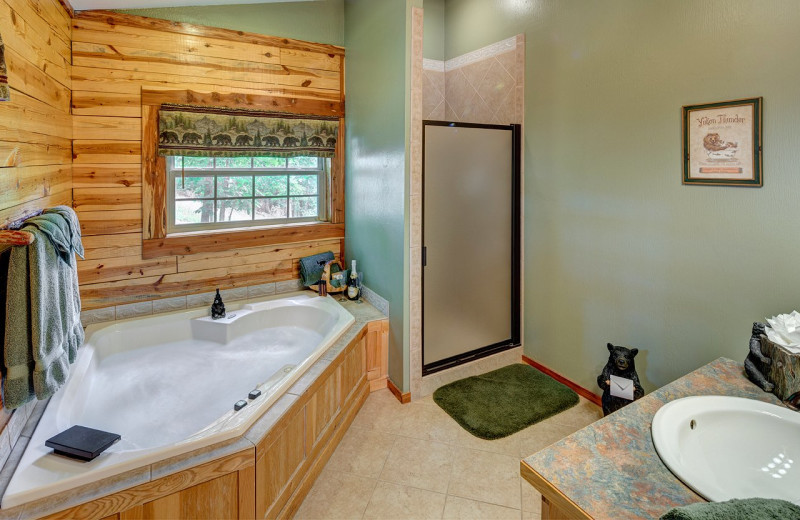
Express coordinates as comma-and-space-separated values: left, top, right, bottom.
520, 476, 542, 513
379, 435, 453, 494
325, 426, 395, 479
518, 420, 581, 459
450, 425, 522, 457
294, 469, 376, 520
442, 495, 521, 519
448, 448, 521, 509
395, 400, 461, 443
549, 397, 603, 429
351, 389, 411, 433
363, 481, 446, 520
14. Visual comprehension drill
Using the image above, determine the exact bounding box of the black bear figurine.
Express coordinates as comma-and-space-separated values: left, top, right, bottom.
597, 343, 645, 416
744, 322, 774, 392
211, 288, 226, 320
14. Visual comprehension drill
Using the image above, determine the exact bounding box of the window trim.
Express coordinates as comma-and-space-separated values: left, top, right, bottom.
166, 157, 329, 234
141, 89, 345, 260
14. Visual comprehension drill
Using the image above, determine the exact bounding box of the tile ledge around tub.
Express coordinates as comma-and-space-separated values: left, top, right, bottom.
0, 300, 387, 519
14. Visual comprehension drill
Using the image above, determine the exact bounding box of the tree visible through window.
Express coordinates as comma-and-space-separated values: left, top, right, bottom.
167, 156, 327, 232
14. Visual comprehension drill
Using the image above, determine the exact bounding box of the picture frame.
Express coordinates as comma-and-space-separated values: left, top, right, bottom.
682, 97, 762, 187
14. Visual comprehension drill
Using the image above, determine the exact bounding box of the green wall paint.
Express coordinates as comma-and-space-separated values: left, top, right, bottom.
445, 0, 800, 392
423, 0, 445, 60
116, 0, 344, 45
344, 0, 409, 391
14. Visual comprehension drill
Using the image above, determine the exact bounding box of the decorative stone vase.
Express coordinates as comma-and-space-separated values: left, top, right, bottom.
759, 335, 800, 404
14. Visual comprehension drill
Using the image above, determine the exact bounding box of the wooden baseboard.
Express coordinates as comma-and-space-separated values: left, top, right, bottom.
386, 378, 410, 404
521, 355, 602, 407
369, 377, 388, 392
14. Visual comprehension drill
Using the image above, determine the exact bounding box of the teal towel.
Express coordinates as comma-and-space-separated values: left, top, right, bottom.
2, 213, 84, 410
661, 498, 800, 520
37, 206, 85, 265
299, 251, 334, 287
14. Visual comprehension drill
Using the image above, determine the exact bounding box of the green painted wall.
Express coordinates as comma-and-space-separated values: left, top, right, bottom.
423, 0, 445, 60
116, 0, 344, 45
344, 0, 409, 391
445, 0, 800, 392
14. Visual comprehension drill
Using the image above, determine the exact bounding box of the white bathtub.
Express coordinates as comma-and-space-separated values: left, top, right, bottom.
2, 293, 354, 509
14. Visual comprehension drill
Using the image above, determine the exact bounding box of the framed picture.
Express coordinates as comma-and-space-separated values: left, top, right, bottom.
682, 97, 762, 187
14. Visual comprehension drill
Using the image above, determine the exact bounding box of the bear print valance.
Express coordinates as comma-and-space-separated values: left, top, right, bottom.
0, 31, 10, 102
157, 104, 339, 158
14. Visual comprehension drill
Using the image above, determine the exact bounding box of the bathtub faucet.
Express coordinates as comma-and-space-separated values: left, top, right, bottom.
211, 289, 226, 319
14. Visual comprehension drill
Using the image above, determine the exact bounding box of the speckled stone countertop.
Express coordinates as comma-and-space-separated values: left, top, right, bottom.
0, 293, 386, 520
521, 357, 786, 520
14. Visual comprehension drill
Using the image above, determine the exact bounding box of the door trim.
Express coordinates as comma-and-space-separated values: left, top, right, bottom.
421, 121, 522, 376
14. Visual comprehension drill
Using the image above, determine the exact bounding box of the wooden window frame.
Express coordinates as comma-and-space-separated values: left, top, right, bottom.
141, 89, 345, 260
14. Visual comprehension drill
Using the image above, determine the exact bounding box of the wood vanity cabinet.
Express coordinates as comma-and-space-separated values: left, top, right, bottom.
39, 318, 389, 520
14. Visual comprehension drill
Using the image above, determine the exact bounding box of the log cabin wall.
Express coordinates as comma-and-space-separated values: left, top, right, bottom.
0, 0, 72, 449
70, 11, 346, 311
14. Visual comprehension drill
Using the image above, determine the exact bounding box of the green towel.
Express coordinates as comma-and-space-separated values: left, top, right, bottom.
299, 251, 334, 287
2, 212, 84, 410
661, 498, 800, 520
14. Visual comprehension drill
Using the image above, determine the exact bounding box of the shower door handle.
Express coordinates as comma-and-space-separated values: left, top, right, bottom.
422, 246, 427, 267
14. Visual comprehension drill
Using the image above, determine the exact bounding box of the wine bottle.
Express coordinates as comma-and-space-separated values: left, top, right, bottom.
347, 260, 360, 300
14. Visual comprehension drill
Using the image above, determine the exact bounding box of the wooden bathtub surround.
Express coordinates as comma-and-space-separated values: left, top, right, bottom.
35, 314, 389, 520
72, 10, 346, 310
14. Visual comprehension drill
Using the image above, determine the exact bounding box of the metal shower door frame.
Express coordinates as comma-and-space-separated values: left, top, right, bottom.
421, 120, 521, 376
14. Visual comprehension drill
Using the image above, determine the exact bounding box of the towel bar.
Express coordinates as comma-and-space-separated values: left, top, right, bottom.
0, 230, 35, 245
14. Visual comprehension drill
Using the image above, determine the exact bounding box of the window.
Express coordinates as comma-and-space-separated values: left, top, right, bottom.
167, 155, 329, 233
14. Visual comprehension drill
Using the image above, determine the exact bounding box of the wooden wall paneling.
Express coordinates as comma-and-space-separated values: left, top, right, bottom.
0, 191, 72, 229
72, 141, 141, 164
4, 48, 71, 111
176, 240, 339, 273
0, 132, 71, 169
340, 336, 367, 404
73, 11, 345, 57
73, 115, 142, 141
71, 67, 341, 101
0, 89, 72, 140
79, 257, 299, 310
140, 89, 342, 117
255, 408, 306, 519
79, 209, 142, 236
81, 233, 143, 261
73, 165, 143, 189
73, 187, 142, 212
142, 223, 345, 259
0, 165, 72, 210
41, 450, 255, 520
77, 255, 177, 285
0, 1, 71, 88
72, 91, 142, 117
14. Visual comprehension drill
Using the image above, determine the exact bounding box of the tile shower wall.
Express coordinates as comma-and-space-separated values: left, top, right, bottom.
422, 35, 524, 125
411, 35, 524, 400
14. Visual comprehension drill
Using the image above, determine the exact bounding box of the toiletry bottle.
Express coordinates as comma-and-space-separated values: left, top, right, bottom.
347, 260, 360, 300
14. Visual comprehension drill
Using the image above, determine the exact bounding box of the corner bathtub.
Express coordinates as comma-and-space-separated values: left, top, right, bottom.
2, 293, 354, 509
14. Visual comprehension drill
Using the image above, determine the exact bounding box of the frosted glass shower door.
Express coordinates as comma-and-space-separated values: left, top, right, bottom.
422, 122, 520, 372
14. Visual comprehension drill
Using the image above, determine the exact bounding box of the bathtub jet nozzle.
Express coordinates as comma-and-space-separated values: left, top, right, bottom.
211, 288, 226, 320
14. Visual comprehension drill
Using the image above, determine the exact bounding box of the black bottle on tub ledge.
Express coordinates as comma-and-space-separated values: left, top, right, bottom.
211, 288, 226, 319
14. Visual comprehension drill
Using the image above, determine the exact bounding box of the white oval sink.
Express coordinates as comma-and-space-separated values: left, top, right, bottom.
652, 395, 800, 504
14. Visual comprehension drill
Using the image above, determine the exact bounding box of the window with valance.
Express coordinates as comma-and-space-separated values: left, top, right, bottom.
141, 90, 345, 259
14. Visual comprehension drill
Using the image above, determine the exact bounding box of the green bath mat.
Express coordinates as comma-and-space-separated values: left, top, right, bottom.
433, 364, 579, 439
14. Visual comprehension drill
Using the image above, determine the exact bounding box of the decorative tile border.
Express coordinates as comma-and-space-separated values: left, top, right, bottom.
444, 36, 517, 71
422, 58, 445, 72
79, 279, 307, 328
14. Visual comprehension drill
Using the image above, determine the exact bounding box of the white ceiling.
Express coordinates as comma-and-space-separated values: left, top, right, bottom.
71, 0, 314, 10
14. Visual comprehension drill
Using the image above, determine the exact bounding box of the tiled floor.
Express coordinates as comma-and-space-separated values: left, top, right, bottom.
295, 381, 603, 520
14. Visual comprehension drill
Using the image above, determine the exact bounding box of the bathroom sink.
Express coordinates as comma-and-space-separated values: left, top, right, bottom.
651, 395, 800, 505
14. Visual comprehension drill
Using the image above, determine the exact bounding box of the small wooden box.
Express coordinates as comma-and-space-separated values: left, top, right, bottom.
759, 335, 800, 401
